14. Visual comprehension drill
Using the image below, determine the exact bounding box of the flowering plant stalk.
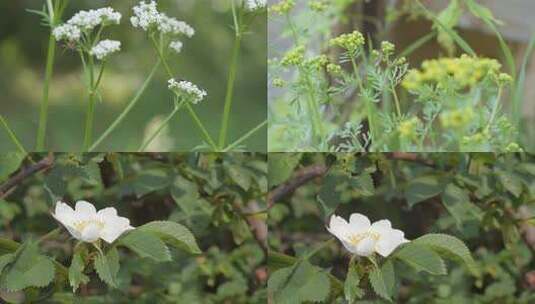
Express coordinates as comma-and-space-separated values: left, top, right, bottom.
1, 0, 267, 152
268, 0, 530, 152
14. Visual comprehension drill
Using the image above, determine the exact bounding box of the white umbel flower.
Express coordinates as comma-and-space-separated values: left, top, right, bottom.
90, 40, 121, 60
53, 24, 82, 42
168, 78, 207, 104
131, 1, 195, 37
52, 201, 134, 243
157, 14, 195, 37
67, 7, 122, 31
245, 0, 267, 11
327, 213, 409, 257
169, 41, 183, 54
130, 0, 160, 30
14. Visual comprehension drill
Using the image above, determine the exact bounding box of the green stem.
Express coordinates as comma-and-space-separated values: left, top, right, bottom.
351, 57, 376, 140
89, 60, 161, 151
486, 86, 503, 130
0, 115, 27, 154
223, 120, 267, 152
36, 31, 57, 151
186, 104, 218, 150
391, 83, 402, 117
150, 36, 218, 150
82, 56, 96, 151
218, 27, 242, 148
303, 74, 324, 142
138, 100, 184, 152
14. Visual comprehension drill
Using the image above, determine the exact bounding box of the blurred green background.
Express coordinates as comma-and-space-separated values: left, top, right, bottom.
0, 0, 267, 152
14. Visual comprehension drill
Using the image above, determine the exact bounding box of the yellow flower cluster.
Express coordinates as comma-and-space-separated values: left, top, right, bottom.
329, 31, 365, 53
398, 117, 420, 139
440, 107, 474, 129
307, 55, 329, 71
403, 55, 503, 91
272, 78, 286, 87
381, 41, 395, 57
309, 0, 328, 12
327, 63, 343, 76
281, 46, 305, 67
505, 142, 523, 152
269, 0, 295, 15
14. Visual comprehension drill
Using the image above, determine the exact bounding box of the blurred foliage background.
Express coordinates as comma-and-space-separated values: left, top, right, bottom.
0, 0, 267, 151
0, 152, 267, 303
268, 153, 535, 303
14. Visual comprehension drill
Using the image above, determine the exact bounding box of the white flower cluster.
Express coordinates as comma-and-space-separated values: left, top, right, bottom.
53, 24, 81, 42
53, 7, 121, 43
168, 78, 207, 104
90, 40, 122, 60
131, 1, 195, 37
169, 41, 183, 54
67, 7, 122, 31
245, 0, 267, 11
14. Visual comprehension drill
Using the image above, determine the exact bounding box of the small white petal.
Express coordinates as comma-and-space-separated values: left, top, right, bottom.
370, 219, 392, 235
355, 236, 376, 256
52, 201, 76, 226
348, 213, 371, 234
79, 223, 102, 242
375, 229, 408, 257
326, 215, 350, 241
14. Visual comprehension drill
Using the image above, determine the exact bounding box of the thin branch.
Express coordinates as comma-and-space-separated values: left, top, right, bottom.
0, 154, 55, 199
267, 164, 329, 208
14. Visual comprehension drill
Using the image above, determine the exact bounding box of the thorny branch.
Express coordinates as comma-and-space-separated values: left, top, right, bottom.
0, 154, 55, 199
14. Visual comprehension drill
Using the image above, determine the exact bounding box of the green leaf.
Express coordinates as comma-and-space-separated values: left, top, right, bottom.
268, 153, 302, 187
118, 229, 171, 262
268, 260, 331, 304
441, 184, 483, 227
353, 173, 375, 196
94, 252, 117, 288
435, 0, 462, 55
68, 250, 89, 292
139, 221, 201, 254
344, 259, 364, 303
413, 233, 479, 277
131, 169, 170, 197
405, 176, 447, 207
0, 242, 55, 291
225, 164, 253, 191
394, 243, 447, 275
368, 260, 395, 302
0, 254, 14, 273
0, 153, 25, 183
496, 170, 523, 198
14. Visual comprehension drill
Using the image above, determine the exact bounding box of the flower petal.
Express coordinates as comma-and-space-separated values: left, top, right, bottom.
326, 215, 350, 241
79, 223, 101, 243
355, 236, 376, 256
52, 201, 76, 226
99, 215, 134, 243
74, 200, 97, 221
370, 219, 392, 236
348, 213, 371, 234
375, 229, 409, 257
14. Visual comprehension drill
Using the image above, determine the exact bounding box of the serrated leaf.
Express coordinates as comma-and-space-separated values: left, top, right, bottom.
139, 221, 201, 254
68, 251, 89, 292
268, 260, 330, 304
369, 260, 395, 302
0, 153, 25, 183
496, 170, 523, 198
94, 252, 117, 288
394, 243, 447, 275
0, 242, 55, 291
225, 164, 252, 191
344, 259, 364, 303
268, 153, 302, 187
118, 229, 171, 262
353, 173, 375, 196
106, 247, 120, 278
441, 184, 483, 227
0, 254, 14, 273
413, 233, 479, 277
405, 176, 447, 207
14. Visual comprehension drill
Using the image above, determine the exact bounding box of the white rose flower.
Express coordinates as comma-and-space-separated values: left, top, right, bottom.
327, 213, 409, 257
52, 201, 134, 243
